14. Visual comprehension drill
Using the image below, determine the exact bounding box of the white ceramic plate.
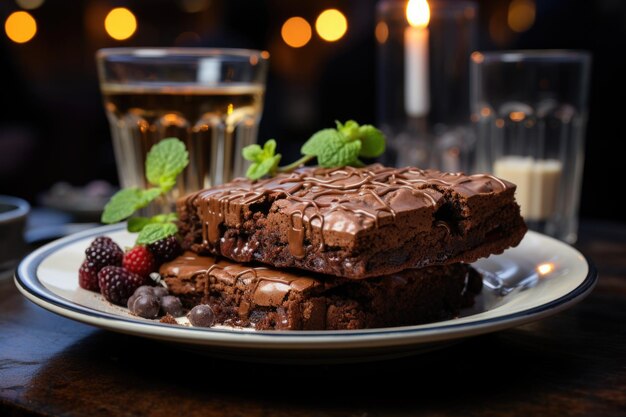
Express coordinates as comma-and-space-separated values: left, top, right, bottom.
14, 224, 597, 363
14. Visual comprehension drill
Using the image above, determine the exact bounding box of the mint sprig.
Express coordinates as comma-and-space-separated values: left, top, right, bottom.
243, 139, 282, 180
101, 137, 189, 244
242, 120, 385, 179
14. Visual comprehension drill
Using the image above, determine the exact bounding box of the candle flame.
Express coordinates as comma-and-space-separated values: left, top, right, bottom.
406, 0, 430, 28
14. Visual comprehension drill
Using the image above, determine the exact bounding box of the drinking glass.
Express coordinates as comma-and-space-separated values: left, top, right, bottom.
470, 50, 591, 244
96, 48, 269, 213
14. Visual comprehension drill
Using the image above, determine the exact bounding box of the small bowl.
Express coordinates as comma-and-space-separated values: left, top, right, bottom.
0, 195, 30, 271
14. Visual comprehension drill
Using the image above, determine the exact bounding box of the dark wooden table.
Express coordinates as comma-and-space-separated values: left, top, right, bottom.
1, 220, 625, 417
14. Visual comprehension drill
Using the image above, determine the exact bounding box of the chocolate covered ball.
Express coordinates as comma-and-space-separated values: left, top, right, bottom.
134, 285, 155, 296
152, 286, 169, 299
160, 295, 184, 317
130, 294, 160, 319
187, 304, 215, 327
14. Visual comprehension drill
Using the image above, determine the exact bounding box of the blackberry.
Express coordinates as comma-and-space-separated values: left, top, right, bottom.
78, 260, 100, 292
85, 241, 123, 271
98, 266, 146, 306
90, 236, 115, 248
147, 236, 181, 262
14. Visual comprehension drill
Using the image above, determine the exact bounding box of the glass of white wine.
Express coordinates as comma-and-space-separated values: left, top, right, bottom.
96, 48, 269, 214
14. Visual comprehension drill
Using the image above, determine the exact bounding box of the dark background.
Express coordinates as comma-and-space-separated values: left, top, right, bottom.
1, 0, 625, 223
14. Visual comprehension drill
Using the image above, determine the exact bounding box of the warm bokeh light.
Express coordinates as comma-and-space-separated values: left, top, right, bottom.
406, 0, 430, 28
16, 0, 45, 10
470, 51, 484, 64
375, 21, 389, 44
509, 111, 526, 122
104, 7, 137, 41
4, 11, 37, 44
537, 262, 554, 276
281, 17, 311, 48
508, 0, 536, 33
315, 9, 347, 42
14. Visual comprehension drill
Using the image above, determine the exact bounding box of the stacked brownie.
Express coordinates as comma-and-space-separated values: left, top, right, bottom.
161, 164, 527, 330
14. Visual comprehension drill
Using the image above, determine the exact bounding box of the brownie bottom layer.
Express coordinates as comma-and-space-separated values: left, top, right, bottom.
160, 252, 482, 330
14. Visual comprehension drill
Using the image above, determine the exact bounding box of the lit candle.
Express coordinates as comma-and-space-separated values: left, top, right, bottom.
404, 0, 430, 117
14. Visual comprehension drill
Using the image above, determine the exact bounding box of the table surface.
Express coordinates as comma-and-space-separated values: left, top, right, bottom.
1, 220, 625, 417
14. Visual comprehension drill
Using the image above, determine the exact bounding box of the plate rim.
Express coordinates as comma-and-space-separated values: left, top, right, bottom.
14, 223, 598, 350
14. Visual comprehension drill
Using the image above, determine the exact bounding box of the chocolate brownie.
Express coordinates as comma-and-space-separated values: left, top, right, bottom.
160, 252, 482, 330
177, 164, 527, 279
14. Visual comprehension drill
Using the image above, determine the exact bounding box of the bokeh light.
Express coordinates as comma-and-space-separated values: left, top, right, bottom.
375, 21, 388, 44
16, 0, 45, 10
104, 7, 137, 41
537, 262, 554, 276
508, 0, 536, 33
4, 11, 37, 44
281, 17, 312, 48
315, 9, 347, 42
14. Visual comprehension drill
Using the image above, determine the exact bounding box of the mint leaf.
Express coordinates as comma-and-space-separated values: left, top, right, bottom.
127, 217, 153, 233
136, 223, 178, 245
301, 129, 342, 156
357, 124, 386, 158
127, 213, 178, 232
336, 120, 360, 141
101, 188, 159, 224
316, 133, 362, 167
243, 139, 282, 180
101, 188, 142, 223
146, 138, 189, 192
139, 188, 163, 206
242, 144, 263, 161
263, 138, 277, 156
246, 154, 281, 180
301, 128, 362, 167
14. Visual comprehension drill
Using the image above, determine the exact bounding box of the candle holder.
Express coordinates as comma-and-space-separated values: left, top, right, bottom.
376, 0, 478, 171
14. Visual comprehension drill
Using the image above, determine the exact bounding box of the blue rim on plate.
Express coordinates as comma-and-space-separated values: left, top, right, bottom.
13, 223, 598, 357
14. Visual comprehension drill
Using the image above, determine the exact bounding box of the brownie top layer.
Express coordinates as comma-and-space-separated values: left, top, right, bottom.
160, 251, 325, 307
183, 164, 514, 257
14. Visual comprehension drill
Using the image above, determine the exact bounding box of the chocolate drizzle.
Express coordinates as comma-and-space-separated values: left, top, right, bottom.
159, 251, 485, 330
186, 164, 512, 257
160, 252, 319, 311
